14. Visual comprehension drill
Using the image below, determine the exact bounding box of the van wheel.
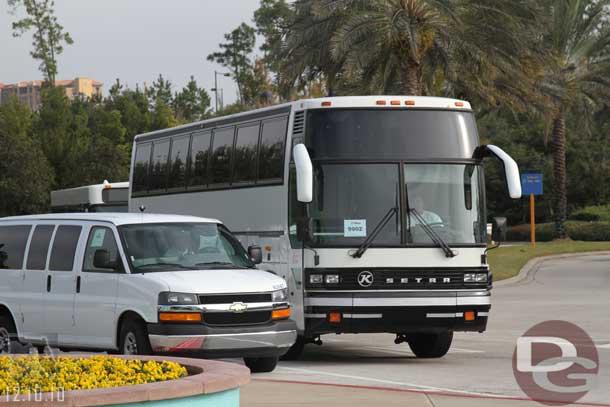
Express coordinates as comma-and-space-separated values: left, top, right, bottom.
408, 331, 453, 358
280, 335, 306, 361
244, 356, 278, 373
119, 318, 152, 355
0, 315, 16, 354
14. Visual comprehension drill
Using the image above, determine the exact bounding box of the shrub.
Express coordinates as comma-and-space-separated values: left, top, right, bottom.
569, 204, 610, 222
566, 221, 610, 241
506, 222, 557, 242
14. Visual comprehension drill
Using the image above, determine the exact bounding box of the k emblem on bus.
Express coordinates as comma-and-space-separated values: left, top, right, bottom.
357, 271, 374, 287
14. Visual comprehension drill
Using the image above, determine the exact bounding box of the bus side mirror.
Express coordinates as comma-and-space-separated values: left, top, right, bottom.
293, 144, 313, 203
474, 145, 521, 199
492, 217, 507, 243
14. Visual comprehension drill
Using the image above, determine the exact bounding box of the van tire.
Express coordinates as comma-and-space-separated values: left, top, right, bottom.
0, 315, 16, 354
119, 318, 152, 355
280, 335, 306, 360
408, 331, 453, 358
243, 356, 278, 373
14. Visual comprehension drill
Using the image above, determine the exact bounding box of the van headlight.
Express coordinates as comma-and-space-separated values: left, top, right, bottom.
272, 288, 288, 302
158, 292, 198, 305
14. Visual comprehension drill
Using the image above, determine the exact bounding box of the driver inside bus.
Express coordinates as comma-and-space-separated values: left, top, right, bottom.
409, 196, 443, 226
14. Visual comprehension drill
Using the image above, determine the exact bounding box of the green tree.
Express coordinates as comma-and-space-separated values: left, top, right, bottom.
106, 79, 152, 144
0, 98, 53, 216
173, 76, 212, 121
242, 59, 274, 106
148, 74, 173, 106
9, 0, 73, 84
528, 0, 610, 237
207, 23, 256, 103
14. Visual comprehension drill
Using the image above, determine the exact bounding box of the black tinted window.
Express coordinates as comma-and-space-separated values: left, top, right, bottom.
26, 225, 54, 270
0, 225, 31, 269
259, 117, 287, 180
150, 140, 171, 191
210, 127, 235, 184
132, 143, 152, 193
83, 227, 121, 272
189, 131, 211, 188
49, 225, 82, 271
233, 124, 260, 184
169, 135, 190, 189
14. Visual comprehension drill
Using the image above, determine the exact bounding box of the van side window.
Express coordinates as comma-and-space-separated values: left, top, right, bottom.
259, 117, 288, 181
0, 225, 32, 270
26, 225, 55, 270
49, 225, 82, 271
83, 227, 121, 272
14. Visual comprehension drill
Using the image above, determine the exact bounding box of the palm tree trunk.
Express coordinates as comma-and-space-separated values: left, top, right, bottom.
402, 60, 421, 95
552, 112, 567, 238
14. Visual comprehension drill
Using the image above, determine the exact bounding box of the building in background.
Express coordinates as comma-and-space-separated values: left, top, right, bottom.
0, 77, 102, 110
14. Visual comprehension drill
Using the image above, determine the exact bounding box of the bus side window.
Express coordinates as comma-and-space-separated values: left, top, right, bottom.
189, 131, 212, 189
233, 123, 260, 184
169, 135, 190, 190
210, 126, 236, 185
133, 143, 152, 194
150, 140, 171, 192
259, 117, 288, 181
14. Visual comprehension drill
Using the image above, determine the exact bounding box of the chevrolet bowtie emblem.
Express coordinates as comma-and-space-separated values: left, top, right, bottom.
229, 302, 248, 313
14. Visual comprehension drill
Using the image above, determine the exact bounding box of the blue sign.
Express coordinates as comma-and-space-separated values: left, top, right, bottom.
521, 172, 543, 196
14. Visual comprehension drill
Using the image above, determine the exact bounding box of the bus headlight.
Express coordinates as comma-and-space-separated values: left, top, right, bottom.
325, 274, 339, 284
272, 288, 288, 302
464, 273, 487, 282
310, 274, 323, 284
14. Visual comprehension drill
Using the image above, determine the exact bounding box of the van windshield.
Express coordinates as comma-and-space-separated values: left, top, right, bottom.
118, 223, 255, 272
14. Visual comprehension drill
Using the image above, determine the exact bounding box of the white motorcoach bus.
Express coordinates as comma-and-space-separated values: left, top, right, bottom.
129, 96, 521, 359
51, 181, 129, 213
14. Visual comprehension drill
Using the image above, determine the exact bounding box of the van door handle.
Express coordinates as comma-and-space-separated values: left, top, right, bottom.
76, 276, 81, 293
46, 275, 51, 292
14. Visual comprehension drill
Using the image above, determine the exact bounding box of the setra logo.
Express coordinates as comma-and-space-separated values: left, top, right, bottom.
228, 302, 248, 313
512, 320, 598, 405
357, 271, 374, 287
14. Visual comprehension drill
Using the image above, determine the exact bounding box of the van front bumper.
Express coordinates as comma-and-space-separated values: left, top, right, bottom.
147, 320, 297, 358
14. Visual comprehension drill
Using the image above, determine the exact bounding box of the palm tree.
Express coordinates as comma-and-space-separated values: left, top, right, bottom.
319, 0, 537, 97
532, 0, 610, 237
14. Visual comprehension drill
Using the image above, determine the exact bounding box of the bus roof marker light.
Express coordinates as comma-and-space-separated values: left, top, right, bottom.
321, 101, 332, 107
390, 100, 400, 106
376, 100, 386, 105
455, 101, 464, 107
405, 100, 415, 106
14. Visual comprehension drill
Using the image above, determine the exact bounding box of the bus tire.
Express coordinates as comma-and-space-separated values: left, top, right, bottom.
280, 335, 306, 361
244, 356, 278, 373
408, 331, 453, 358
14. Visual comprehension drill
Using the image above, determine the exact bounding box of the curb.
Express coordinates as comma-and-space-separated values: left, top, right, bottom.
494, 250, 610, 287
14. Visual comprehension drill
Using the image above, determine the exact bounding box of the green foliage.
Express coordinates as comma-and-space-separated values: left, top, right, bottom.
207, 23, 256, 103
9, 0, 73, 83
0, 98, 53, 216
569, 205, 610, 222
566, 221, 610, 241
173, 76, 212, 121
506, 223, 558, 242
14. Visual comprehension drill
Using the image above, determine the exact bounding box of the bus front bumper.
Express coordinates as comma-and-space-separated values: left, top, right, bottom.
304, 290, 490, 335
147, 320, 297, 358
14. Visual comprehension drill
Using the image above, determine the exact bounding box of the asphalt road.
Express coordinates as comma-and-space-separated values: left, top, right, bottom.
255, 253, 610, 404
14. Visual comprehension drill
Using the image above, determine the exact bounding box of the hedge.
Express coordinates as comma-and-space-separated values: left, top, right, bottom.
506, 221, 610, 242
569, 204, 610, 222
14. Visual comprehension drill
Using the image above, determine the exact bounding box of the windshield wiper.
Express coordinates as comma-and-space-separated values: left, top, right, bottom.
350, 207, 398, 258
135, 263, 196, 271
409, 209, 456, 258
194, 262, 248, 269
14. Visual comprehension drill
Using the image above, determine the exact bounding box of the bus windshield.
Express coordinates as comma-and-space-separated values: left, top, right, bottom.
294, 163, 484, 247
118, 223, 255, 272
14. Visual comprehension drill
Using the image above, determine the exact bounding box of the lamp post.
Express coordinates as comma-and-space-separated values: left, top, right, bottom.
212, 71, 230, 112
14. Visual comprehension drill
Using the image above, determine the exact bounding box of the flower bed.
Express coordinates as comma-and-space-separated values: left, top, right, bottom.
0, 355, 187, 395
0, 355, 250, 406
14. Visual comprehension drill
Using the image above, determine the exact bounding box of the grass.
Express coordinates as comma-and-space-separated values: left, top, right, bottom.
488, 240, 610, 281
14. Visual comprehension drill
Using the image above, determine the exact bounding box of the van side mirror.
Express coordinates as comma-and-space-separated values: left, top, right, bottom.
248, 245, 263, 264
474, 145, 521, 199
93, 249, 116, 269
492, 217, 507, 243
293, 144, 313, 203
297, 217, 314, 243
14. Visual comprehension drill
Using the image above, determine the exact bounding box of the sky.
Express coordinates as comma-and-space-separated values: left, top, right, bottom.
0, 0, 261, 106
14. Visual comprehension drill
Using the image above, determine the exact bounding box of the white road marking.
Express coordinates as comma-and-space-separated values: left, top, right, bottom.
275, 366, 517, 398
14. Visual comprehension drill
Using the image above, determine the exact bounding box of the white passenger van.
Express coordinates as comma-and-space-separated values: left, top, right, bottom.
0, 213, 296, 372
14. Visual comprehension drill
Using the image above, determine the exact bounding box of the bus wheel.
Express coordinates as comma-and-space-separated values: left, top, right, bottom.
244, 356, 278, 373
408, 331, 453, 358
280, 335, 306, 361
